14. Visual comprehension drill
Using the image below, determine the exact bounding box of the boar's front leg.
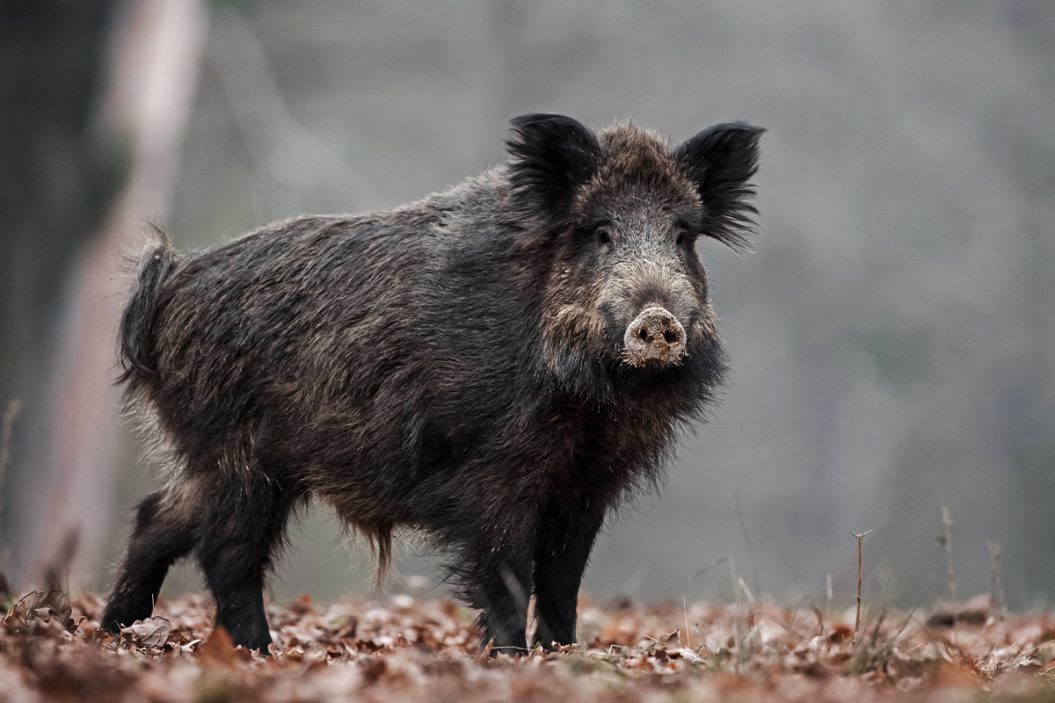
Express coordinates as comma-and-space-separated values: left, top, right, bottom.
459, 542, 534, 655
532, 499, 607, 649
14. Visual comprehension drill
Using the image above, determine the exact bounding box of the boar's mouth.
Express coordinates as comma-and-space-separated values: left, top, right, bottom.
621, 306, 688, 368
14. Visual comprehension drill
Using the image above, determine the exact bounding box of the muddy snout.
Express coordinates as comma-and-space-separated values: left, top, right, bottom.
622, 306, 687, 367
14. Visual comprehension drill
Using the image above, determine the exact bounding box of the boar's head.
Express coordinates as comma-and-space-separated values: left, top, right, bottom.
506, 113, 762, 405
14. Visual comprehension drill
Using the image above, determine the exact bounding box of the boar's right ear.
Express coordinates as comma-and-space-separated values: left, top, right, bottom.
506, 113, 601, 223
675, 122, 764, 250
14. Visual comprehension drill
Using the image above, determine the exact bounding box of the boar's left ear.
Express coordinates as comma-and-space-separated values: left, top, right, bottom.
506, 113, 601, 224
675, 122, 764, 250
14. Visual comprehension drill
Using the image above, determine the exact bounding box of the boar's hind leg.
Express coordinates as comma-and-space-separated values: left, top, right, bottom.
532, 501, 606, 649
102, 490, 198, 633
195, 477, 301, 654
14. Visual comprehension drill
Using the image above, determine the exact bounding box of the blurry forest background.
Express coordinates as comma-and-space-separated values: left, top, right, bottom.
1, 1, 1053, 612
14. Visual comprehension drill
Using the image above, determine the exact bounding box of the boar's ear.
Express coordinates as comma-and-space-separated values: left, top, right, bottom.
506, 113, 601, 223
675, 122, 764, 250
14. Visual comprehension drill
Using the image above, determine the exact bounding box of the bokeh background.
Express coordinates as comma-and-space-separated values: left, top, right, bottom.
2, 0, 1053, 612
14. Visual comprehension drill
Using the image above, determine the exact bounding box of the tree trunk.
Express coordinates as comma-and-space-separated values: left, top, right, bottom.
7, 0, 208, 590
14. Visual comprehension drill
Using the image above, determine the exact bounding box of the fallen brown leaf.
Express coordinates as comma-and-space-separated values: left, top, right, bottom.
198, 626, 242, 666
123, 616, 171, 649
4, 590, 74, 633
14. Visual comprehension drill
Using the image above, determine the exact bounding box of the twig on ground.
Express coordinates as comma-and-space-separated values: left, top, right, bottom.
852, 530, 873, 644
691, 555, 729, 582
809, 602, 826, 638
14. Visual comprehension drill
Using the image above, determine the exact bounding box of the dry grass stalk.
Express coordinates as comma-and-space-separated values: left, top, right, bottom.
987, 539, 1005, 617
734, 492, 759, 598
937, 505, 957, 602
727, 558, 753, 671
825, 573, 833, 621
682, 596, 692, 649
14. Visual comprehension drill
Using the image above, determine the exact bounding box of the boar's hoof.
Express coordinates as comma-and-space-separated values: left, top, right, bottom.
623, 306, 687, 367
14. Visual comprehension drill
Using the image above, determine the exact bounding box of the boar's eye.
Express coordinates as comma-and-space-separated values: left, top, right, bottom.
595, 223, 616, 246
674, 222, 698, 248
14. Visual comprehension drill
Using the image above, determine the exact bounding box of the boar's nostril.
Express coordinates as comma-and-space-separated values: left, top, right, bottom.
623, 306, 688, 367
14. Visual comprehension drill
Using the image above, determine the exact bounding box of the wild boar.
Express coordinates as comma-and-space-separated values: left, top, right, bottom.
101, 113, 763, 653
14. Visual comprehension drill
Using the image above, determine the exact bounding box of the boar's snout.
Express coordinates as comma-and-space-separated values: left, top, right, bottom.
622, 306, 687, 367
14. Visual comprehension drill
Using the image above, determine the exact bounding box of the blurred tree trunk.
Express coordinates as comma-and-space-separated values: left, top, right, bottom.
0, 0, 208, 589
0, 0, 126, 584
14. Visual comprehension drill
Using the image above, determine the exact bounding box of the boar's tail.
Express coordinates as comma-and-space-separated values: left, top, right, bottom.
118, 226, 177, 385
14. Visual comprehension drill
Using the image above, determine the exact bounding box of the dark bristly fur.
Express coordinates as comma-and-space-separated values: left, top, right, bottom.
102, 114, 763, 654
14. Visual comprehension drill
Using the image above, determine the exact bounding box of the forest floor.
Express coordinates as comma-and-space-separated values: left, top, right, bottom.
2, 590, 1055, 702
